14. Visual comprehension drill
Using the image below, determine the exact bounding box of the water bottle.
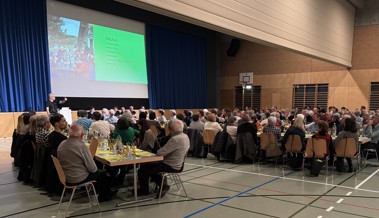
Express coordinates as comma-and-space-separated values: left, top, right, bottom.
332, 123, 337, 136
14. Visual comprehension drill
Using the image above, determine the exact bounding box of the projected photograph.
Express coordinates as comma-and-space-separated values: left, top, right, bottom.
48, 16, 95, 80
47, 15, 147, 84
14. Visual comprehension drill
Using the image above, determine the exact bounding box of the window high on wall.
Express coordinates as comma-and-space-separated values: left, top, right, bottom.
370, 82, 379, 111
235, 85, 261, 110
293, 84, 328, 109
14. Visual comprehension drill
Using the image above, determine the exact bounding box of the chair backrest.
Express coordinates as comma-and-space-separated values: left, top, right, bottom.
304, 138, 314, 158
335, 137, 357, 158
260, 133, 276, 150
89, 138, 99, 157
313, 138, 327, 158
203, 129, 217, 145
150, 125, 159, 139
51, 155, 67, 186
285, 135, 302, 153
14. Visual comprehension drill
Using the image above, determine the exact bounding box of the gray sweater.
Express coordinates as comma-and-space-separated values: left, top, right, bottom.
333, 131, 359, 148
157, 132, 189, 170
57, 138, 97, 183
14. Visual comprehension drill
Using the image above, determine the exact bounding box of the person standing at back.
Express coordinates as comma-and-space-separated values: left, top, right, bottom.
46, 93, 67, 116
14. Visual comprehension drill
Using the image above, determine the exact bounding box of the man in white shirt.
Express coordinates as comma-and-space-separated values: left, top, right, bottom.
89, 111, 115, 137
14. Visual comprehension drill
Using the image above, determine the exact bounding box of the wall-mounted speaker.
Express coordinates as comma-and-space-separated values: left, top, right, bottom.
227, 38, 241, 57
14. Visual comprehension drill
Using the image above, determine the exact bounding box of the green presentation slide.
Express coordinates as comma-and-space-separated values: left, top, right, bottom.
93, 25, 147, 84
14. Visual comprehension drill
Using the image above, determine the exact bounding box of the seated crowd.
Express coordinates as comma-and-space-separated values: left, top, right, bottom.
9, 104, 379, 203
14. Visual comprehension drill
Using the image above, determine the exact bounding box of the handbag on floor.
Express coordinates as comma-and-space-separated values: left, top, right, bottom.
310, 158, 323, 177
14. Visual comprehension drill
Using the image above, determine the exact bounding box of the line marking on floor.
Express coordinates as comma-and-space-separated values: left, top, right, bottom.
355, 168, 379, 189
336, 198, 344, 204
185, 163, 379, 194
183, 171, 294, 218
316, 216, 323, 218
326, 206, 334, 212
346, 192, 352, 196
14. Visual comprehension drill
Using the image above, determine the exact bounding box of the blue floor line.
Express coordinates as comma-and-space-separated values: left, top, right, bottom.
183, 171, 295, 218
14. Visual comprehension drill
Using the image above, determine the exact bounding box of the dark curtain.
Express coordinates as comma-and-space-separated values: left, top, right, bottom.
0, 0, 50, 112
146, 25, 207, 109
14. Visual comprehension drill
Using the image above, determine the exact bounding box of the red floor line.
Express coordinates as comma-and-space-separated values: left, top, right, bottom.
182, 174, 379, 212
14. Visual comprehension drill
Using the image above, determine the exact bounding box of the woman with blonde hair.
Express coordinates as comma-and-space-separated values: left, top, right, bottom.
204, 113, 222, 134
282, 117, 306, 151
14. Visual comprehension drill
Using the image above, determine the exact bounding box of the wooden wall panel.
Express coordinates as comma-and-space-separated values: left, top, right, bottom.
352, 25, 379, 70
220, 25, 379, 110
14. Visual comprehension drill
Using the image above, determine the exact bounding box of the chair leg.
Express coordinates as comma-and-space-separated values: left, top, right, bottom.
85, 185, 92, 206
173, 174, 181, 190
65, 187, 76, 217
91, 183, 101, 212
158, 173, 165, 199
325, 156, 329, 177
58, 187, 66, 211
302, 157, 305, 176
364, 150, 369, 167
177, 174, 187, 197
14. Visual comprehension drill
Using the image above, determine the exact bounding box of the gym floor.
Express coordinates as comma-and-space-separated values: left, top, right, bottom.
1, 137, 379, 218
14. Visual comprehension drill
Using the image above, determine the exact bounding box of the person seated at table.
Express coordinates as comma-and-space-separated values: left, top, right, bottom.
204, 113, 223, 134
138, 112, 151, 143
261, 116, 281, 162
113, 117, 140, 145
333, 118, 358, 172
137, 119, 190, 198
157, 109, 167, 125
225, 116, 238, 143
73, 110, 92, 132
237, 114, 258, 145
45, 114, 67, 196
312, 120, 332, 159
106, 109, 119, 126
57, 124, 117, 202
329, 113, 343, 135
139, 125, 159, 153
263, 116, 281, 143
305, 113, 320, 133
361, 114, 379, 158
282, 117, 306, 151
189, 113, 205, 133
89, 111, 115, 137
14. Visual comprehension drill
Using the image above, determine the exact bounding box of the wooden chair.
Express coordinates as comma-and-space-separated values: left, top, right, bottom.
259, 133, 281, 166
51, 156, 100, 217
333, 138, 359, 175
203, 129, 217, 157
302, 138, 328, 175
203, 129, 217, 145
283, 135, 303, 167
89, 138, 99, 158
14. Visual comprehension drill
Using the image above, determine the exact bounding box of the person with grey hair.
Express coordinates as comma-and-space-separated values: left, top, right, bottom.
263, 116, 281, 143
106, 109, 118, 125
225, 116, 238, 143
137, 119, 190, 198
57, 124, 117, 202
362, 114, 379, 156
329, 113, 343, 135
